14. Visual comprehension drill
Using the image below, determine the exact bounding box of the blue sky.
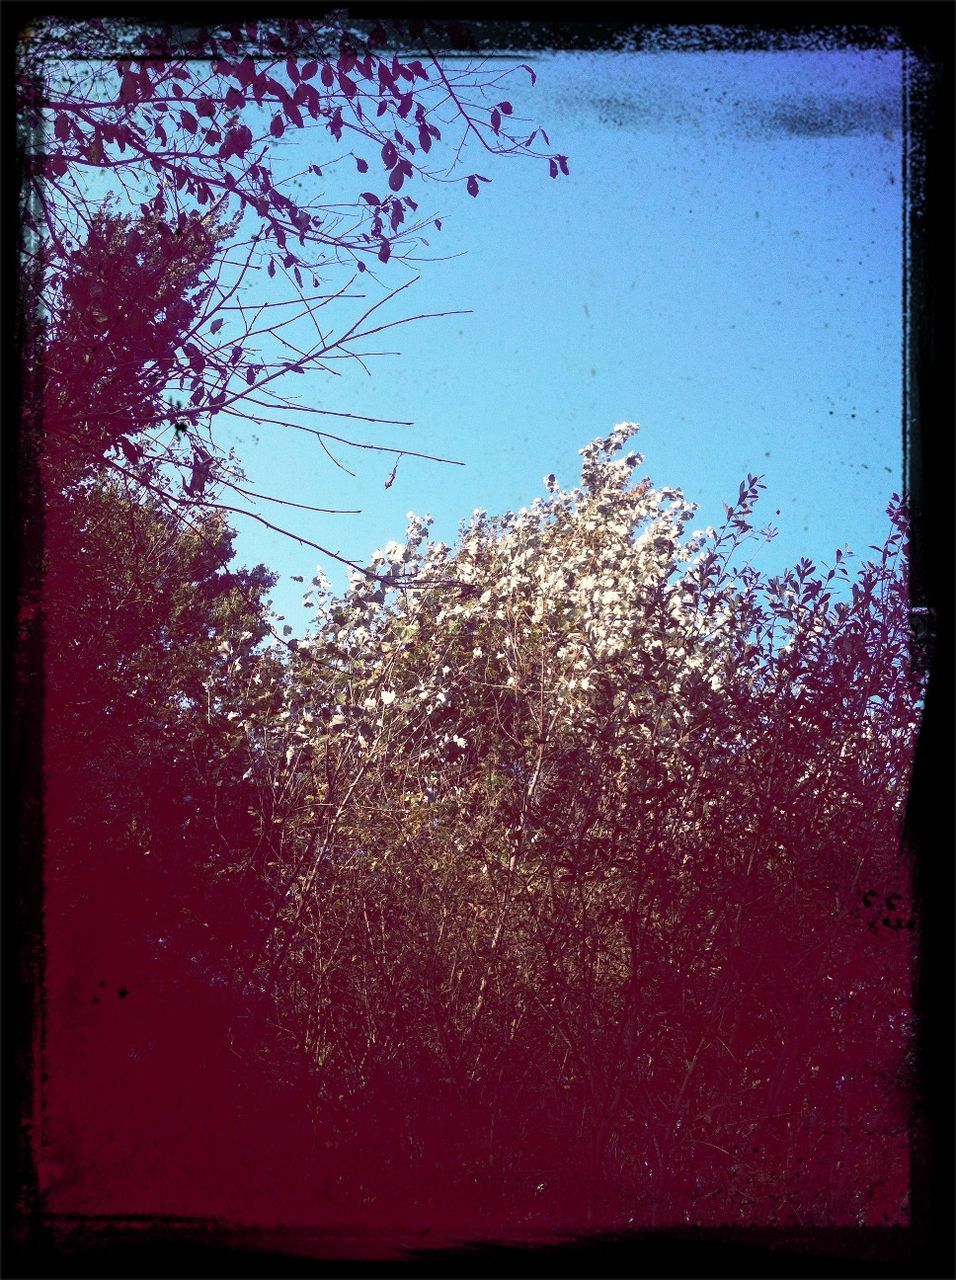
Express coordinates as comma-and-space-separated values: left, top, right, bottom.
215, 47, 905, 633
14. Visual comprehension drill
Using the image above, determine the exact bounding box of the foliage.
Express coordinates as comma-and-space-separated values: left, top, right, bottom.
37, 194, 276, 997
37, 471, 319, 1218
20, 16, 566, 555
40, 206, 233, 488
215, 424, 924, 1229
43, 472, 276, 971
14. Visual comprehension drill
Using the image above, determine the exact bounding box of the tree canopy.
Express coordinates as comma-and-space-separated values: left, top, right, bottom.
21, 15, 567, 563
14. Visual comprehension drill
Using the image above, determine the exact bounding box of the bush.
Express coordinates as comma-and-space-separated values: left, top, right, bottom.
226, 424, 923, 1229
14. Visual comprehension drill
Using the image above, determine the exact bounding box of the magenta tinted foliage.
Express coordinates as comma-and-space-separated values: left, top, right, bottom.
21, 16, 564, 275
19, 15, 565, 576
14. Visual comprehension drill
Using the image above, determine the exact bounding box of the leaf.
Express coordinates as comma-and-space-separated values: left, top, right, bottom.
286, 57, 299, 83
301, 59, 318, 80
232, 124, 252, 155
355, 155, 369, 172
119, 71, 140, 104
210, 317, 223, 334
378, 240, 391, 263
381, 140, 398, 168
519, 65, 537, 85
267, 258, 276, 278
497, 100, 514, 114
466, 175, 479, 197
360, 191, 381, 205
321, 62, 334, 87
231, 54, 254, 90
490, 109, 501, 134
54, 113, 70, 142
557, 154, 569, 175
285, 101, 304, 129
388, 166, 404, 192
117, 436, 141, 464
181, 110, 198, 134
270, 113, 284, 138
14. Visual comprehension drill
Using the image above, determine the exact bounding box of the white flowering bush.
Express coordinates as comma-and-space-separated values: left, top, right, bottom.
225, 425, 924, 1230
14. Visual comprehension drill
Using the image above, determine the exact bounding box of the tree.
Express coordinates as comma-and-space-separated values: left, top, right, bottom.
38, 470, 307, 1219
26, 170, 304, 1214
19, 15, 567, 560
225, 425, 923, 1229
40, 205, 234, 491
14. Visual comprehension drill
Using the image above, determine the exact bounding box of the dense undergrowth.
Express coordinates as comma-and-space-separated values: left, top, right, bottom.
39, 425, 923, 1232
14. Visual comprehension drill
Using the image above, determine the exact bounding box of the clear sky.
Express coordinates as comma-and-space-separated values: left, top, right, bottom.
216, 47, 905, 634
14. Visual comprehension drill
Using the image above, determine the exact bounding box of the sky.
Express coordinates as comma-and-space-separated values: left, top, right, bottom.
213, 46, 905, 634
